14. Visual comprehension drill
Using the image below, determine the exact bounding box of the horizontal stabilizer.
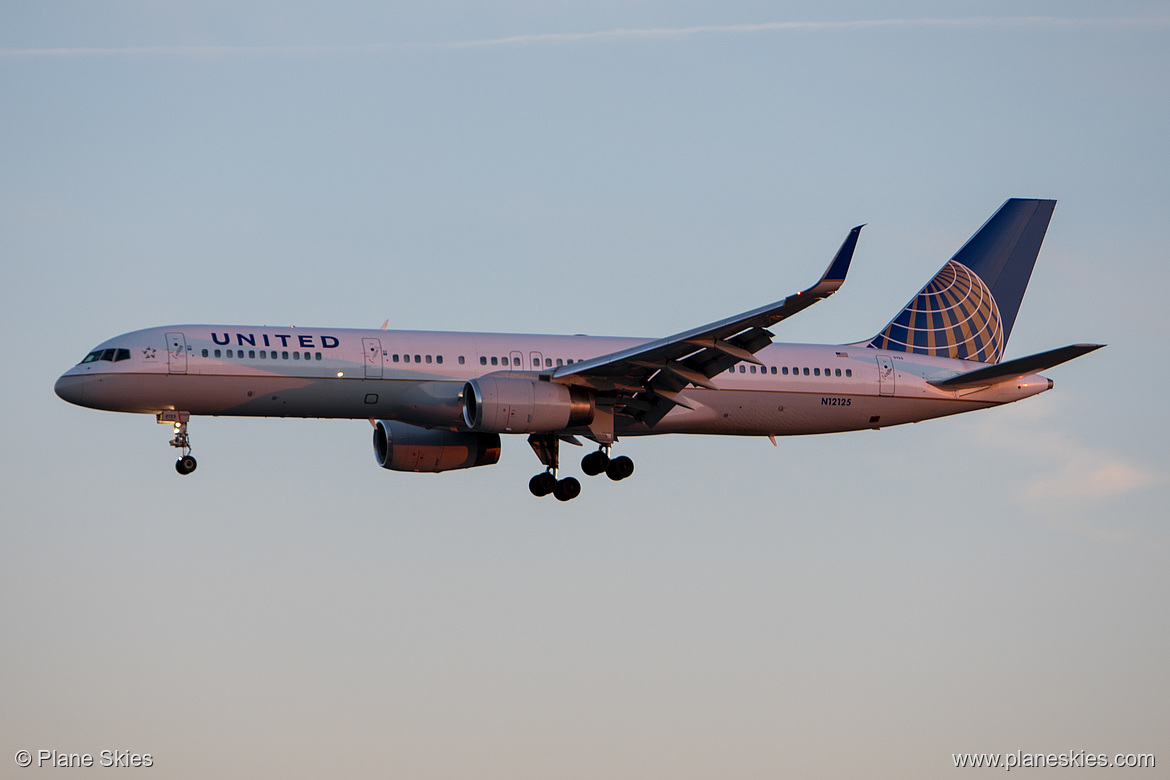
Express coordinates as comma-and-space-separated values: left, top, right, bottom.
929, 343, 1105, 389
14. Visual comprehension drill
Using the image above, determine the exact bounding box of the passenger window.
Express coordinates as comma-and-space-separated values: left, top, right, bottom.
202, 349, 209, 358
282, 351, 289, 359
556, 359, 563, 366
293, 351, 300, 360
227, 349, 234, 358
315, 352, 322, 360
392, 354, 399, 362
781, 366, 788, 375
249, 350, 256, 358
459, 356, 466, 365
415, 355, 421, 363
480, 356, 487, 365
803, 367, 809, 376
749, 365, 756, 374
436, 355, 442, 364
835, 368, 841, 377
426, 355, 432, 364
845, 369, 852, 377
545, 358, 552, 367
813, 368, 820, 376
513, 357, 520, 366
214, 349, 221, 358
491, 357, 498, 366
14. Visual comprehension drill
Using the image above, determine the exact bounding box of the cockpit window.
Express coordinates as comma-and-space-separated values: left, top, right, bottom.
78, 347, 131, 364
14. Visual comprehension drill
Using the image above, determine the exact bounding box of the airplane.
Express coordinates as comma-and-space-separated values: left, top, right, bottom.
55, 198, 1103, 501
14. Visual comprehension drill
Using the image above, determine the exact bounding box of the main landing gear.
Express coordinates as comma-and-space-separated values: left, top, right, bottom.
529, 471, 580, 501
527, 434, 634, 501
581, 449, 634, 481
159, 411, 197, 475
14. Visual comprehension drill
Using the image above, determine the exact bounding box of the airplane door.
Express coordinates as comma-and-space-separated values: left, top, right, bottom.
876, 355, 895, 396
362, 338, 383, 378
529, 351, 544, 370
509, 350, 523, 371
165, 332, 187, 374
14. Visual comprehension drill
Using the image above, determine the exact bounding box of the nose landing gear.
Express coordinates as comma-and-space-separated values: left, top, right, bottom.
175, 453, 197, 475
159, 411, 197, 475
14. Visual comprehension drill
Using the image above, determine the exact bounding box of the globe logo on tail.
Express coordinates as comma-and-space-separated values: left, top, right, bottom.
868, 260, 1004, 363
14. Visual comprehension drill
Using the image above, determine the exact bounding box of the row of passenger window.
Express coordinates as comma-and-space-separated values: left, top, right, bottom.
480, 356, 582, 368
203, 348, 323, 361
393, 354, 447, 364
196, 344, 852, 378
729, 364, 854, 377
391, 354, 585, 367
79, 348, 131, 364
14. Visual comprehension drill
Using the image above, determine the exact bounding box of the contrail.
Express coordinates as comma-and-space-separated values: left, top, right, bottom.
2, 16, 1167, 58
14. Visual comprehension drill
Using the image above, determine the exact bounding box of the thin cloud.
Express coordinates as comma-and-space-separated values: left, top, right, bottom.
1025, 457, 1157, 503
968, 403, 1164, 542
3, 16, 1169, 58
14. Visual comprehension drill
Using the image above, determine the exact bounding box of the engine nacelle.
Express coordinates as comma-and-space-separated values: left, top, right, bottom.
462, 376, 594, 433
372, 420, 501, 472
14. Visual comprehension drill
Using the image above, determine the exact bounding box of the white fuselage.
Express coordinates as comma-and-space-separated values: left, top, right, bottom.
54, 324, 1053, 437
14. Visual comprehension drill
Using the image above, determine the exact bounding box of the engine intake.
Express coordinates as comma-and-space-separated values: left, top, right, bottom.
373, 420, 501, 472
463, 376, 594, 433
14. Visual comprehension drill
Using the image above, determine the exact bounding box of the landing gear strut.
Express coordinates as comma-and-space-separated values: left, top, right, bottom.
159, 411, 197, 475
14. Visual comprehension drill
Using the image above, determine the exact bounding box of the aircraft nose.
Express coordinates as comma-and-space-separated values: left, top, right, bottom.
54, 373, 86, 406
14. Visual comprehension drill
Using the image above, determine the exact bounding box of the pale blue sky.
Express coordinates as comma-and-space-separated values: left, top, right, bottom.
2, 3, 1167, 777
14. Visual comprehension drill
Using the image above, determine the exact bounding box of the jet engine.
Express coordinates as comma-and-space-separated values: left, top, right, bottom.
372, 420, 501, 472
462, 376, 594, 433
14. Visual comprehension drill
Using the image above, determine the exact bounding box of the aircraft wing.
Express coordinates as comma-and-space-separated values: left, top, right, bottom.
551, 225, 863, 427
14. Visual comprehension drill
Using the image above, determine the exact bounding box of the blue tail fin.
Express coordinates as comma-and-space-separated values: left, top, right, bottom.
867, 198, 1056, 363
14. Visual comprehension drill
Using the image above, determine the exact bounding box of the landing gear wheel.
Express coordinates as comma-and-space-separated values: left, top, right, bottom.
605, 455, 634, 481
553, 477, 581, 502
581, 450, 610, 476
175, 455, 198, 475
529, 472, 557, 497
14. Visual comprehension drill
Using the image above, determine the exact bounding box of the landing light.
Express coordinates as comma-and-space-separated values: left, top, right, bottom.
337, 371, 344, 377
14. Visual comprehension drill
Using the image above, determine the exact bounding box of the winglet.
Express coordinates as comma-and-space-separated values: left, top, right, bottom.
818, 224, 864, 286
